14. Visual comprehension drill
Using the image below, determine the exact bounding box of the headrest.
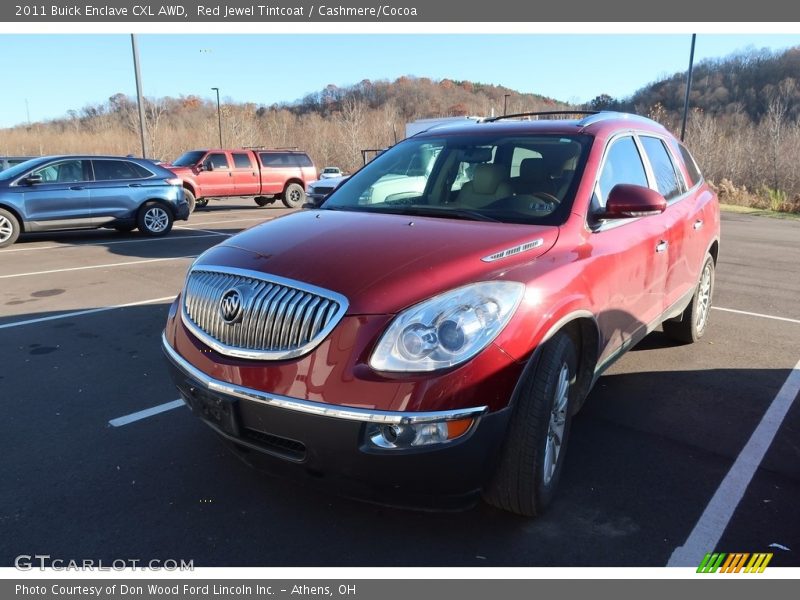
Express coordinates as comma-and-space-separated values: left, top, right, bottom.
519, 158, 547, 181
472, 163, 505, 194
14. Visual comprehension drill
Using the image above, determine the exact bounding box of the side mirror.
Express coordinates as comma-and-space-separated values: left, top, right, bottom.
199, 162, 212, 172
25, 174, 43, 185
601, 184, 666, 219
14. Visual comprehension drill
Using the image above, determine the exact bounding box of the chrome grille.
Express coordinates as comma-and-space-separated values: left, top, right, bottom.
181, 267, 348, 360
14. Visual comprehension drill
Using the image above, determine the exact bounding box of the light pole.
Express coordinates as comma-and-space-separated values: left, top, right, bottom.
503, 94, 511, 116
680, 34, 697, 142
131, 34, 148, 158
211, 87, 222, 146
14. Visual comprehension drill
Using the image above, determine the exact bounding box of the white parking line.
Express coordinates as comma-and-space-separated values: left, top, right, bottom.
108, 399, 185, 427
712, 306, 800, 325
667, 358, 800, 566
0, 216, 269, 253
174, 226, 232, 237
0, 232, 226, 253
182, 216, 272, 228
0, 256, 196, 279
0, 296, 176, 330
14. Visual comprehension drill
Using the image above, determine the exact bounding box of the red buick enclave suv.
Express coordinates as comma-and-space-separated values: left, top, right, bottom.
162, 112, 720, 516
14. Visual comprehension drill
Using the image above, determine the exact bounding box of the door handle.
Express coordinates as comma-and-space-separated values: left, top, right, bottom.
70, 186, 84, 190
693, 219, 704, 230
656, 240, 668, 253
128, 183, 142, 187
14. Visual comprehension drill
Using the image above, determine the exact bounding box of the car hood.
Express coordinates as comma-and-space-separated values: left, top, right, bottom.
194, 210, 559, 315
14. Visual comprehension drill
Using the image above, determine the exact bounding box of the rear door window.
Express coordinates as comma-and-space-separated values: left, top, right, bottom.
639, 136, 683, 200
232, 153, 253, 169
92, 159, 144, 181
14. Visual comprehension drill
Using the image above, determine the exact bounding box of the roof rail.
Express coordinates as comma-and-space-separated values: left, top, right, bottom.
577, 111, 665, 128
483, 110, 598, 123
242, 146, 301, 151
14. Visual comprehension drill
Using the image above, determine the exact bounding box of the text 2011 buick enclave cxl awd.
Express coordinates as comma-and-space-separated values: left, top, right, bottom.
162, 112, 720, 516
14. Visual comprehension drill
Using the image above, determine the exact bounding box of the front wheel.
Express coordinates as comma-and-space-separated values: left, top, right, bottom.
282, 183, 306, 208
0, 208, 21, 248
137, 201, 174, 236
195, 197, 209, 209
483, 331, 579, 517
254, 197, 271, 207
662, 254, 715, 343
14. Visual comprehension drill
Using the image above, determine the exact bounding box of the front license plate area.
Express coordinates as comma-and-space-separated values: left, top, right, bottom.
185, 382, 241, 437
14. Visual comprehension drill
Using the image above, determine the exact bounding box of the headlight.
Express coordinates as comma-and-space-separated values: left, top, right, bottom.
369, 281, 525, 372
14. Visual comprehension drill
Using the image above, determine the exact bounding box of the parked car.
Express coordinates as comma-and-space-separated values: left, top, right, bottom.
319, 166, 343, 179
166, 149, 317, 210
0, 156, 36, 172
306, 175, 349, 206
0, 155, 189, 248
162, 112, 720, 515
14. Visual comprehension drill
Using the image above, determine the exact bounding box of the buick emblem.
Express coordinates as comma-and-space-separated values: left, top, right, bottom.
219, 288, 244, 324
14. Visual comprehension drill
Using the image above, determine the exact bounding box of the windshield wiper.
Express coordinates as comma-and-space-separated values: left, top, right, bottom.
323, 204, 500, 222
379, 205, 501, 223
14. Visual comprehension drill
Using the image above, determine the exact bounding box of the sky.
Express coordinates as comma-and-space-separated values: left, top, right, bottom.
0, 33, 798, 128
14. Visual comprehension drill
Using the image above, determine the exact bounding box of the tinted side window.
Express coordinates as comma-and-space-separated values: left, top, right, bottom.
594, 136, 648, 209
258, 153, 287, 167
292, 153, 313, 167
206, 153, 230, 169
640, 136, 682, 200
232, 153, 253, 169
678, 143, 703, 187
93, 159, 141, 181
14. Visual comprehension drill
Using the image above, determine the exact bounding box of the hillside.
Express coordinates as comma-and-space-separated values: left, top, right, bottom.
589, 46, 800, 210
2, 52, 800, 212
0, 77, 567, 173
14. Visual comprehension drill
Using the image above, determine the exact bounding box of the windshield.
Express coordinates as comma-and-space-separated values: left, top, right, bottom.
0, 157, 49, 181
323, 133, 592, 225
171, 151, 205, 167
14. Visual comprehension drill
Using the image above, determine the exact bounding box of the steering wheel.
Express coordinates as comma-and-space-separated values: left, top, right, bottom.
529, 191, 561, 205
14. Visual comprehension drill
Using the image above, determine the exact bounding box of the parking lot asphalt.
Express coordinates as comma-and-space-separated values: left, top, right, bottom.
0, 204, 798, 568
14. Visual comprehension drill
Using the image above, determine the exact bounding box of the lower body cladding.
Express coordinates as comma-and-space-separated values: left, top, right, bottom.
162, 336, 511, 509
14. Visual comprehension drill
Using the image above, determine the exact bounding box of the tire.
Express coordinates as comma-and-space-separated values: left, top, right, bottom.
254, 197, 271, 207
483, 331, 579, 517
0, 208, 21, 248
137, 201, 174, 237
184, 189, 197, 214
114, 224, 136, 233
195, 198, 209, 209
662, 254, 715, 344
282, 183, 306, 208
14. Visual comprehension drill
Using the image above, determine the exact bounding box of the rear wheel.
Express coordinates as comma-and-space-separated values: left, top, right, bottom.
137, 201, 173, 236
184, 189, 197, 214
0, 208, 21, 248
483, 331, 579, 517
254, 197, 271, 207
282, 183, 306, 208
662, 254, 715, 343
114, 224, 136, 233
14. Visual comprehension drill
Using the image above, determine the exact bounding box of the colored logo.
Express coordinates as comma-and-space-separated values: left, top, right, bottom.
697, 552, 773, 573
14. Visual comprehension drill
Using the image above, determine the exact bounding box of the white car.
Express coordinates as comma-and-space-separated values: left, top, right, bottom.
319, 167, 343, 179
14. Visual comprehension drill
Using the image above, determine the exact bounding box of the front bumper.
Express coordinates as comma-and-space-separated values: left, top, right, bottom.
162, 334, 511, 508
174, 201, 190, 221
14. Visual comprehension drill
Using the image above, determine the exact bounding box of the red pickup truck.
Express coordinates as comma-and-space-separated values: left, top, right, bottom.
167, 149, 317, 211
